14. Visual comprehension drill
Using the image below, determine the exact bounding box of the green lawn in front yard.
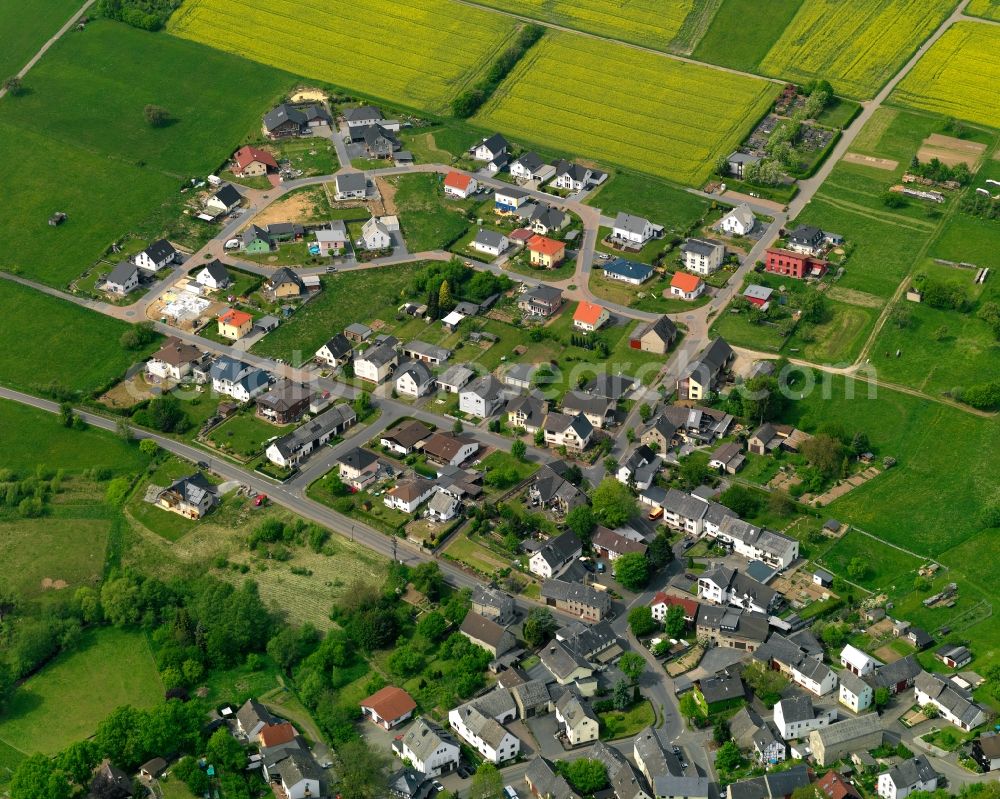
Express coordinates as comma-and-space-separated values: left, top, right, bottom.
391, 173, 474, 252
504, 253, 577, 281
206, 412, 285, 459
594, 229, 665, 265
599, 699, 655, 740
219, 169, 272, 190
589, 270, 709, 314
242, 241, 329, 268
267, 136, 339, 175
479, 450, 539, 485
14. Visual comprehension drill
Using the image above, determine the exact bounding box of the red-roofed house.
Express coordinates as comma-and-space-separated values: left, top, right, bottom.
217, 308, 253, 340
258, 722, 296, 749
817, 770, 861, 799
670, 271, 704, 300
572, 301, 609, 333
592, 526, 648, 561
528, 235, 566, 268
360, 685, 417, 730
233, 146, 278, 178
650, 591, 699, 624
443, 171, 477, 199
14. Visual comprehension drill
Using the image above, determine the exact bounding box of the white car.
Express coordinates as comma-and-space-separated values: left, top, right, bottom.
224, 238, 240, 250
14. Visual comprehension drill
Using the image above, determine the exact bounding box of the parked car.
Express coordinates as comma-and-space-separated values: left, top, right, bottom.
224, 239, 240, 250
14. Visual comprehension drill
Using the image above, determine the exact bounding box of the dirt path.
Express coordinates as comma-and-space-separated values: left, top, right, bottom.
842, 152, 898, 170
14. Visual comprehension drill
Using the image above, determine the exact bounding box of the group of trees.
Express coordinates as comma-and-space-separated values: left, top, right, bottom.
451, 25, 544, 117
97, 0, 181, 31
411, 259, 511, 321
908, 155, 972, 186
589, 478, 637, 528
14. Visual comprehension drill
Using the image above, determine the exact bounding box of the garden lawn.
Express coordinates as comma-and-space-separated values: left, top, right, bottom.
815, 528, 923, 591
586, 172, 708, 234
0, 281, 160, 395
251, 262, 428, 364
206, 413, 284, 458
693, 0, 802, 72
479, 450, 539, 484
0, 627, 162, 755
474, 31, 778, 186
0, 0, 84, 77
599, 700, 656, 740
392, 174, 473, 252
788, 298, 878, 365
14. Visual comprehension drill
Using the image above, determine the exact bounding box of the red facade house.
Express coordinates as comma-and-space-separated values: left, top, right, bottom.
765, 247, 828, 279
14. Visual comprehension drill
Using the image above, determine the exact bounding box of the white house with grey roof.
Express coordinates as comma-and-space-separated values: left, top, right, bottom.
265, 404, 356, 469
459, 374, 505, 418
134, 239, 177, 272
471, 229, 509, 257
105, 261, 139, 295
839, 670, 873, 712
680, 238, 725, 275
555, 688, 599, 745
719, 203, 756, 236
394, 361, 435, 397
472, 133, 509, 162
354, 338, 399, 383
530, 531, 582, 579
361, 216, 392, 250
334, 171, 367, 200
754, 633, 838, 697
394, 718, 459, 777
543, 411, 594, 452
914, 670, 989, 731
448, 687, 520, 764
610, 212, 662, 248
773, 695, 836, 739
877, 756, 938, 799
509, 151, 552, 182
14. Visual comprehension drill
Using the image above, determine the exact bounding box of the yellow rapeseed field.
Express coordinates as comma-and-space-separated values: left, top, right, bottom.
473, 31, 778, 186
471, 0, 695, 51
966, 0, 1000, 21
167, 0, 518, 113
892, 22, 1000, 129
759, 0, 952, 99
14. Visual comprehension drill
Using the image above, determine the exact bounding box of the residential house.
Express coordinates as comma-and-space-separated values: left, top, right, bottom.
530, 531, 583, 579
907, 627, 934, 650
494, 186, 530, 215
528, 204, 569, 236
572, 301, 609, 333
585, 373, 638, 401
236, 699, 277, 739
841, 644, 879, 677
681, 238, 725, 275
786, 225, 825, 256
877, 757, 938, 799
206, 183, 242, 215
556, 619, 620, 663
444, 171, 477, 199
209, 356, 270, 401
518, 285, 563, 317
591, 741, 651, 799
90, 758, 133, 799
654, 777, 710, 799
459, 612, 516, 657
677, 338, 735, 401
256, 380, 313, 424
869, 655, 923, 695
265, 267, 305, 299
196, 259, 231, 290
808, 714, 883, 766
773, 695, 836, 740
540, 579, 611, 622
265, 404, 356, 468
525, 758, 576, 799
334, 172, 367, 201
394, 718, 460, 777
914, 671, 989, 731
744, 284, 773, 310
754, 633, 838, 697
592, 527, 647, 562
472, 584, 516, 626
156, 473, 215, 519
617, 445, 660, 490
233, 145, 278, 177
725, 766, 811, 799
263, 747, 324, 799
936, 644, 972, 669
395, 361, 435, 398
562, 390, 614, 429
263, 103, 330, 137
426, 489, 460, 522
700, 671, 748, 711
639, 413, 679, 453
387, 767, 435, 799
719, 203, 756, 236
542, 412, 594, 452
420, 432, 479, 467
538, 639, 595, 688
380, 419, 432, 456
354, 339, 399, 383
360, 686, 417, 730
528, 464, 588, 515
134, 239, 177, 272
972, 732, 1000, 772
509, 151, 551, 182
105, 261, 139, 294
243, 225, 273, 253
460, 374, 505, 418
315, 333, 353, 368
146, 337, 202, 382
217, 308, 253, 340
550, 160, 592, 191
609, 212, 662, 249
726, 151, 761, 178
472, 133, 509, 162
765, 247, 828, 279
649, 592, 699, 625
436, 363, 475, 394
555, 689, 599, 746
384, 477, 436, 514
670, 271, 704, 300
697, 566, 777, 615
506, 393, 547, 434
315, 221, 348, 256
361, 123, 399, 158
817, 771, 861, 799
633, 726, 683, 788
344, 105, 384, 135
730, 707, 785, 765
839, 671, 873, 713
696, 606, 770, 652
266, 223, 304, 244
747, 423, 810, 455
527, 235, 566, 268
627, 316, 677, 356
361, 217, 393, 250
472, 229, 509, 257
602, 257, 653, 285
337, 447, 381, 490
449, 688, 520, 764
710, 442, 745, 474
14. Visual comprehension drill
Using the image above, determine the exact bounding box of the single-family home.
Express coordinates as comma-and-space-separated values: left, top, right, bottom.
726, 151, 761, 178
394, 718, 460, 777
617, 445, 660, 490
236, 698, 278, 739
696, 606, 770, 652
449, 688, 520, 764
384, 477, 436, 514
426, 489, 460, 522
266, 267, 305, 298
263, 103, 330, 137
361, 123, 399, 158
773, 695, 836, 740
156, 473, 216, 519
572, 301, 609, 333
337, 447, 381, 490
681, 238, 725, 275
754, 633, 838, 697
265, 404, 356, 469
914, 670, 989, 731
530, 531, 583, 580
360, 686, 417, 730
264, 749, 323, 799
542, 412, 594, 452
839, 670, 873, 713
315, 333, 352, 368
509, 151, 552, 182
562, 390, 614, 429
817, 770, 862, 799
436, 363, 475, 394
506, 393, 547, 433
420, 432, 479, 467
525, 758, 576, 799
395, 360, 435, 397
551, 160, 593, 192
380, 419, 433, 456
205, 183, 242, 215
344, 105, 384, 135
472, 229, 509, 257
315, 221, 348, 256
787, 225, 826, 256
602, 258, 653, 285
459, 612, 516, 657
529, 464, 588, 515
527, 234, 566, 268
670, 271, 704, 300
146, 337, 202, 382
972, 732, 1000, 773
518, 285, 563, 317
541, 579, 611, 622
592, 527, 647, 562
555, 689, 599, 746
242, 225, 272, 253
233, 145, 278, 177
633, 726, 684, 789
709, 441, 745, 474
196, 259, 231, 290
134, 239, 177, 272
729, 706, 784, 764
877, 757, 938, 799
649, 592, 699, 625
209, 356, 269, 401
354, 338, 399, 383
472, 585, 516, 626
719, 203, 756, 236
629, 316, 677, 354
841, 644, 878, 677
494, 186, 530, 215
472, 133, 509, 162
334, 171, 367, 201
105, 261, 139, 295
609, 212, 662, 249
677, 337, 735, 401
809, 714, 882, 766
765, 247, 828, 279
256, 380, 313, 424
527, 203, 569, 236
459, 374, 505, 418
361, 217, 393, 250
743, 284, 773, 310
443, 171, 477, 199
217, 308, 253, 340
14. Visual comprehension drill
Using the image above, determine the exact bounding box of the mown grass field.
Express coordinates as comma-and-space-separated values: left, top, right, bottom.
586, 172, 708, 234
967, 0, 1000, 19
759, 0, 952, 99
892, 22, 1000, 129
0, 0, 83, 77
168, 0, 518, 113
392, 173, 474, 251
692, 0, 802, 72
0, 627, 162, 756
474, 31, 778, 186
816, 528, 923, 591
0, 281, 159, 395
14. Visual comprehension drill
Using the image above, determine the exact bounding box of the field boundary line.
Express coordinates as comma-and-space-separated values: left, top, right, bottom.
847, 524, 935, 563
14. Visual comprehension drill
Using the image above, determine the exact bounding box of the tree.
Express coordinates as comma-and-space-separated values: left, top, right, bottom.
678, 452, 710, 488
648, 533, 674, 569
469, 762, 503, 799
713, 717, 730, 746
523, 607, 558, 647
847, 557, 868, 581
511, 439, 526, 461
353, 391, 372, 419
743, 660, 788, 704
438, 280, 453, 313
619, 651, 645, 684
614, 552, 650, 591
665, 605, 686, 638
144, 104, 170, 127
799, 291, 827, 324
138, 438, 159, 457
452, 418, 464, 434
679, 693, 705, 725
426, 286, 439, 319
3, 76, 24, 96
416, 610, 448, 643
933, 324, 949, 342
978, 301, 1000, 339
740, 374, 785, 423
336, 740, 391, 799
100, 576, 140, 626
873, 686, 891, 710
115, 418, 133, 441
9, 753, 72, 799
628, 606, 657, 637
120, 322, 156, 350
882, 190, 906, 208
719, 485, 761, 518
612, 678, 631, 710
206, 727, 245, 773
639, 403, 653, 422
562, 759, 607, 794
716, 741, 743, 772
923, 704, 939, 719
590, 478, 636, 528
819, 622, 846, 649
565, 505, 596, 542
801, 433, 844, 479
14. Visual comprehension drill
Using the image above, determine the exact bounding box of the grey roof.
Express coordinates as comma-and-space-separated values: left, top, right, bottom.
319, 333, 352, 360
914, 671, 987, 727
681, 237, 723, 257
427, 490, 459, 517
387, 767, 433, 799
521, 284, 563, 305
478, 133, 509, 154
662, 488, 710, 521
539, 579, 608, 615
543, 411, 593, 440
209, 355, 252, 382
534, 531, 583, 570
451, 704, 509, 749
883, 756, 937, 790
585, 373, 638, 401
555, 688, 597, 729
632, 315, 677, 346
513, 151, 545, 172
696, 606, 769, 643
271, 404, 355, 459
789, 224, 823, 244
728, 151, 761, 165
357, 340, 398, 368
143, 238, 176, 262
473, 228, 507, 249
538, 639, 592, 681
344, 105, 383, 122
529, 203, 568, 230
472, 584, 514, 615
163, 472, 215, 507
243, 224, 271, 246
682, 337, 735, 380
775, 695, 814, 724
200, 259, 230, 283
730, 706, 767, 748
506, 394, 546, 428
556, 619, 619, 660
554, 160, 590, 182
213, 183, 241, 208
437, 363, 475, 389
727, 765, 810, 799
699, 672, 745, 705
236, 698, 275, 734
700, 565, 776, 609
525, 758, 576, 799
459, 612, 514, 652
401, 718, 457, 763
263, 103, 314, 132
653, 776, 709, 799
345, 322, 371, 338
106, 260, 138, 286
562, 390, 613, 417
812, 714, 882, 747
396, 360, 434, 388
337, 446, 379, 472
839, 670, 870, 696
257, 379, 313, 413
336, 171, 367, 193
633, 725, 683, 780
273, 751, 323, 789
511, 679, 551, 711
613, 211, 652, 235
463, 373, 504, 402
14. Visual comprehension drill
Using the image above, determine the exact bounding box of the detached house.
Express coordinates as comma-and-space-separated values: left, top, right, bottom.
196, 259, 231, 290
541, 579, 611, 622
765, 247, 828, 279
698, 565, 777, 615
206, 183, 242, 215
510, 151, 554, 182
472, 229, 509, 257
256, 380, 313, 424
562, 390, 614, 429
394, 361, 435, 398
543, 412, 594, 452
134, 239, 177, 272
217, 308, 253, 341
361, 123, 399, 158
315, 221, 348, 256
529, 531, 583, 579
602, 258, 653, 285
354, 338, 399, 383
265, 405, 355, 469
839, 671, 873, 713
344, 105, 384, 135
156, 473, 215, 519
420, 432, 479, 467
552, 160, 603, 192
527, 234, 566, 268
629, 316, 677, 354
518, 285, 563, 317
592, 527, 647, 562
334, 171, 367, 201
670, 271, 704, 300
786, 224, 825, 256
506, 393, 547, 434
719, 203, 756, 236
472, 133, 509, 162
460, 374, 505, 418
610, 212, 662, 249
459, 612, 516, 658
681, 238, 725, 275
555, 689, 600, 746
361, 216, 393, 250
773, 695, 836, 740
443, 171, 477, 199
449, 688, 520, 764
472, 585, 516, 626
147, 337, 203, 382
573, 301, 609, 333
494, 186, 530, 215
315, 333, 352, 368
105, 261, 139, 295
337, 447, 381, 490
209, 356, 270, 401
395, 718, 459, 777
384, 477, 436, 514
677, 337, 735, 401
754, 633, 838, 697
233, 145, 278, 177
877, 757, 938, 799
809, 714, 883, 766
380, 420, 433, 456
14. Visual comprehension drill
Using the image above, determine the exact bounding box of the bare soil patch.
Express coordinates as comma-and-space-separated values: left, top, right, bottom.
719, 189, 785, 213
843, 152, 898, 170
375, 176, 397, 216
41, 577, 69, 590
289, 88, 327, 103
100, 373, 157, 408
253, 186, 327, 226
917, 134, 986, 167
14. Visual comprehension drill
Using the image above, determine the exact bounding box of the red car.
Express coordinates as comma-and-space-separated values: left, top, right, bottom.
253, 493, 268, 507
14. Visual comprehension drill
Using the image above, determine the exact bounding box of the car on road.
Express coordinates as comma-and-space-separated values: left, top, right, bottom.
432, 782, 444, 793
326, 266, 338, 272
197, 460, 209, 469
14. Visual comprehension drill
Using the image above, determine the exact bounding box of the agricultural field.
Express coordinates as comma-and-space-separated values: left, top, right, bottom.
759, 0, 952, 99
692, 0, 802, 72
0, 628, 162, 756
0, 280, 160, 396
470, 0, 695, 52
892, 22, 1000, 129
168, 0, 519, 113
474, 31, 778, 186
967, 0, 1000, 19
0, 0, 83, 77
